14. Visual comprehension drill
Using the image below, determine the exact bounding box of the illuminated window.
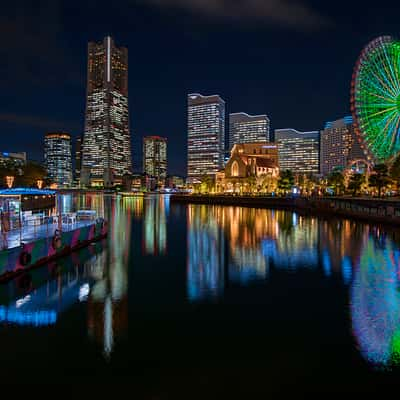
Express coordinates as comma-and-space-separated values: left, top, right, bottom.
231, 161, 239, 177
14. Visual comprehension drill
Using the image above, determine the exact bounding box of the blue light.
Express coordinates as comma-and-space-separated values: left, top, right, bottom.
342, 256, 352, 284
322, 250, 331, 277
0, 305, 57, 326
0, 188, 56, 196
2, 152, 9, 157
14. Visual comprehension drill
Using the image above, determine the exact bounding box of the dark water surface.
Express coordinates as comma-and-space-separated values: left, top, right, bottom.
1, 193, 400, 394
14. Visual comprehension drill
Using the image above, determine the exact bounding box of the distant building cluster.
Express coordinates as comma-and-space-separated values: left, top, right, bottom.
186, 91, 369, 193
1, 36, 375, 192
0, 152, 26, 169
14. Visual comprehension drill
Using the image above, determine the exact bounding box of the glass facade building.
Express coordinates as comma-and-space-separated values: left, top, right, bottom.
82, 36, 132, 188
274, 129, 320, 175
187, 93, 225, 183
320, 116, 369, 176
44, 133, 72, 187
75, 135, 83, 184
229, 113, 270, 149
143, 136, 167, 186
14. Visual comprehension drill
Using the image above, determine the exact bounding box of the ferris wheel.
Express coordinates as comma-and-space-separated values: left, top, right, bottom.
351, 36, 400, 163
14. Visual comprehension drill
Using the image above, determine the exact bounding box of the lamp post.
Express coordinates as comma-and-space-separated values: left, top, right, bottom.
5, 176, 14, 189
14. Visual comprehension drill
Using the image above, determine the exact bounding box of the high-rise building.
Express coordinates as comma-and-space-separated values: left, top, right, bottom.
75, 135, 83, 183
44, 132, 72, 187
274, 129, 320, 175
320, 116, 369, 176
81, 36, 132, 188
143, 136, 167, 187
229, 113, 270, 149
187, 93, 225, 183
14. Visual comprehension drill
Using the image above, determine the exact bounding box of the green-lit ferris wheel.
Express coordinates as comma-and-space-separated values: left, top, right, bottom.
351, 36, 400, 162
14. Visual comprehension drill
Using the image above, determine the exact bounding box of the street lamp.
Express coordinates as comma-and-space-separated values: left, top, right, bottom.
5, 176, 14, 189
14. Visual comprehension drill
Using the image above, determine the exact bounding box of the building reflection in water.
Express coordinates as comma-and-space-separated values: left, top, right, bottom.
143, 195, 168, 256
186, 205, 370, 301
86, 194, 130, 358
0, 194, 132, 359
187, 205, 225, 301
351, 228, 400, 368
0, 239, 104, 327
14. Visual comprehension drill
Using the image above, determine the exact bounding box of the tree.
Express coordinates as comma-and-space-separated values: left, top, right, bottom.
327, 170, 344, 195
15, 161, 49, 187
347, 173, 365, 196
277, 169, 294, 194
245, 175, 257, 194
369, 163, 391, 197
200, 174, 214, 193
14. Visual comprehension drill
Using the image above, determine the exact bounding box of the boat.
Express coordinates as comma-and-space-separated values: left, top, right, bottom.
0, 188, 107, 283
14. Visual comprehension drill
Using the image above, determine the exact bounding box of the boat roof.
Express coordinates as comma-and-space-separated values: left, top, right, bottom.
0, 188, 56, 196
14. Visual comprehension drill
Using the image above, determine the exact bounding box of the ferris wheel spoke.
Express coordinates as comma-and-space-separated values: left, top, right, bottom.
383, 45, 400, 92
379, 48, 399, 93
361, 74, 396, 100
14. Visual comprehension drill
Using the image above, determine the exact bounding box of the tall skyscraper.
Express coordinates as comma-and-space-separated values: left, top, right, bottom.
75, 135, 83, 184
187, 93, 225, 183
320, 116, 369, 176
229, 113, 270, 149
274, 129, 320, 175
81, 36, 132, 188
143, 136, 167, 186
44, 132, 72, 187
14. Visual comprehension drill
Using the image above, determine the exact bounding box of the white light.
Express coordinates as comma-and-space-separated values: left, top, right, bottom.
16, 295, 31, 308
79, 283, 90, 302
107, 36, 111, 83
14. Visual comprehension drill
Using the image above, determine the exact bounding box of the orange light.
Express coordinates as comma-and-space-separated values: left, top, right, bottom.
5, 176, 14, 189
37, 179, 44, 189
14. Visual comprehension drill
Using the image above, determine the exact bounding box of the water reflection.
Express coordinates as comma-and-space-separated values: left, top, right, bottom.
187, 205, 225, 301
351, 229, 400, 368
0, 240, 105, 326
186, 206, 362, 298
87, 195, 130, 358
143, 195, 168, 256
184, 204, 400, 369
0, 193, 132, 360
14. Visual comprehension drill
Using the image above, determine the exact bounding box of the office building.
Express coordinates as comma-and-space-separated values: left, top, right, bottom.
229, 113, 270, 149
320, 116, 369, 176
187, 93, 225, 183
44, 132, 72, 187
143, 136, 167, 187
274, 129, 320, 175
81, 36, 132, 188
75, 135, 83, 183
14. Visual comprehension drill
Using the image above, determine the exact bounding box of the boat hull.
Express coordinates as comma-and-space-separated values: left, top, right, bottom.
0, 220, 107, 283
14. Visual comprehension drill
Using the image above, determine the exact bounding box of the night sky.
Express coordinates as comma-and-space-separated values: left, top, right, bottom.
1, 0, 399, 175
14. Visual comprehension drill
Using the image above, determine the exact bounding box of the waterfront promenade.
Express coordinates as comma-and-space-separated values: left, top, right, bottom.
171, 194, 400, 225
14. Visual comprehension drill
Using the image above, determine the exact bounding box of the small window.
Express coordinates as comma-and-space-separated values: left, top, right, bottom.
231, 161, 239, 177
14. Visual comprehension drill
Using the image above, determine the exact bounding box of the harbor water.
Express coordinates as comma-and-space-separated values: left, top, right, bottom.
0, 193, 400, 394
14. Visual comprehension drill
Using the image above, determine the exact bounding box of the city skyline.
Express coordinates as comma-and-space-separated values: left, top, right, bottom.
1, 1, 400, 175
